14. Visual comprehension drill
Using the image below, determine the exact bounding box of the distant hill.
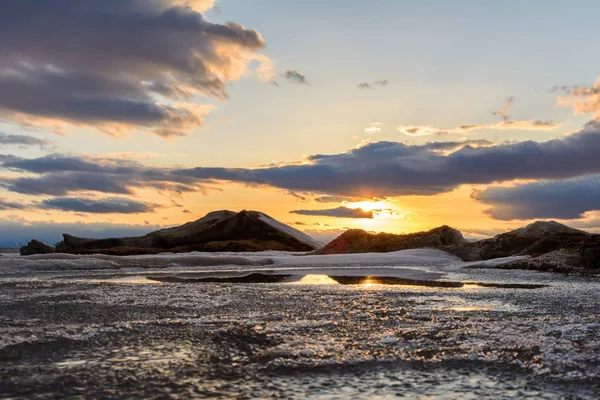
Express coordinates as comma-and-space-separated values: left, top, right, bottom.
53, 210, 321, 255
318, 226, 465, 254
320, 221, 600, 272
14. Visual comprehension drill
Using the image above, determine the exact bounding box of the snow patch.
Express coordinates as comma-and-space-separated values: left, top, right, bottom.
257, 213, 322, 249
461, 255, 531, 268
270, 248, 462, 267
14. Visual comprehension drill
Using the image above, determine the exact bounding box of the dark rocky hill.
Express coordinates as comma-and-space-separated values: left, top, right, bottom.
20, 240, 55, 256
320, 221, 600, 272
318, 226, 465, 255
54, 210, 321, 255
445, 221, 600, 272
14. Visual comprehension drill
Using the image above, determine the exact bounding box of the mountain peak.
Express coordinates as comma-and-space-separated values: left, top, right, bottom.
54, 210, 320, 255
511, 220, 589, 239
319, 225, 465, 255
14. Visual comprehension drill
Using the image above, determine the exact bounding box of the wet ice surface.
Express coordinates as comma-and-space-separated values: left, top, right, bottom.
0, 251, 599, 398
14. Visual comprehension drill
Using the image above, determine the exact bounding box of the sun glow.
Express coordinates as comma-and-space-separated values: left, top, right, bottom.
347, 200, 387, 212
361, 277, 381, 287
345, 200, 412, 221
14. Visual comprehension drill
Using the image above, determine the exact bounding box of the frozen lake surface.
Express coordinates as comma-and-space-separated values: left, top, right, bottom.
0, 250, 598, 398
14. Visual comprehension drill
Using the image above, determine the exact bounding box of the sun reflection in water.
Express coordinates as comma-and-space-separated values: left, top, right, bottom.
360, 277, 382, 288
291, 274, 339, 285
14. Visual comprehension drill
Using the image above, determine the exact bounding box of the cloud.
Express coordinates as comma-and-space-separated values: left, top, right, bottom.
0, 218, 163, 247
172, 0, 216, 13
0, 153, 204, 196
567, 212, 600, 231
0, 195, 157, 214
365, 126, 382, 134
557, 78, 600, 121
285, 190, 308, 201
357, 80, 389, 89
39, 197, 157, 214
550, 85, 580, 94
0, 1, 273, 137
182, 209, 191, 213
398, 120, 558, 136
417, 139, 494, 153
0, 133, 52, 148
473, 175, 600, 220
174, 125, 600, 197
290, 206, 373, 219
282, 70, 309, 85
5, 127, 600, 200
492, 96, 515, 121
314, 196, 367, 203
0, 197, 26, 211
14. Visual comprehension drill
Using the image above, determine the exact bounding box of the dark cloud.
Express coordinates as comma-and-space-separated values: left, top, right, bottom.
473, 175, 600, 220
0, 133, 51, 148
314, 196, 366, 203
357, 80, 389, 90
175, 126, 600, 198
0, 195, 157, 214
283, 70, 309, 85
286, 190, 308, 201
290, 206, 373, 219
5, 127, 600, 200
39, 197, 157, 214
0, 1, 271, 137
0, 198, 26, 211
182, 209, 191, 213
550, 85, 580, 94
417, 139, 494, 152
0, 218, 163, 247
0, 153, 202, 196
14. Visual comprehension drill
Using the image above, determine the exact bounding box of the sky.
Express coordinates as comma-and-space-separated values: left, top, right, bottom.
1, 0, 600, 246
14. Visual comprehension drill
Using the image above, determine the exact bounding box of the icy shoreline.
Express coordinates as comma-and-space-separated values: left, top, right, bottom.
0, 248, 528, 275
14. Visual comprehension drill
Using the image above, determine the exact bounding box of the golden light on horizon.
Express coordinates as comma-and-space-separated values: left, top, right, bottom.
361, 277, 380, 288
291, 274, 339, 285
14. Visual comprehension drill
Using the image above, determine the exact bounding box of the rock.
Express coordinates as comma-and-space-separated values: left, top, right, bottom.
55, 210, 321, 255
20, 239, 55, 256
444, 220, 597, 262
320, 220, 600, 272
318, 225, 465, 255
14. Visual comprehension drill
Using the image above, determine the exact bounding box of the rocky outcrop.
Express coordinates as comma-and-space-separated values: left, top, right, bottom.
55, 210, 321, 255
318, 225, 465, 255
20, 240, 55, 256
321, 221, 600, 272
443, 221, 600, 271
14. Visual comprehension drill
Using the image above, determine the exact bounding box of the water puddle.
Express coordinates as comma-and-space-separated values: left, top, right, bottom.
138, 270, 548, 290
75, 268, 548, 290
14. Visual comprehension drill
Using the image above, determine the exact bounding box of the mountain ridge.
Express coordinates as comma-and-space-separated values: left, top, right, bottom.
48, 210, 321, 255
321, 220, 600, 272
